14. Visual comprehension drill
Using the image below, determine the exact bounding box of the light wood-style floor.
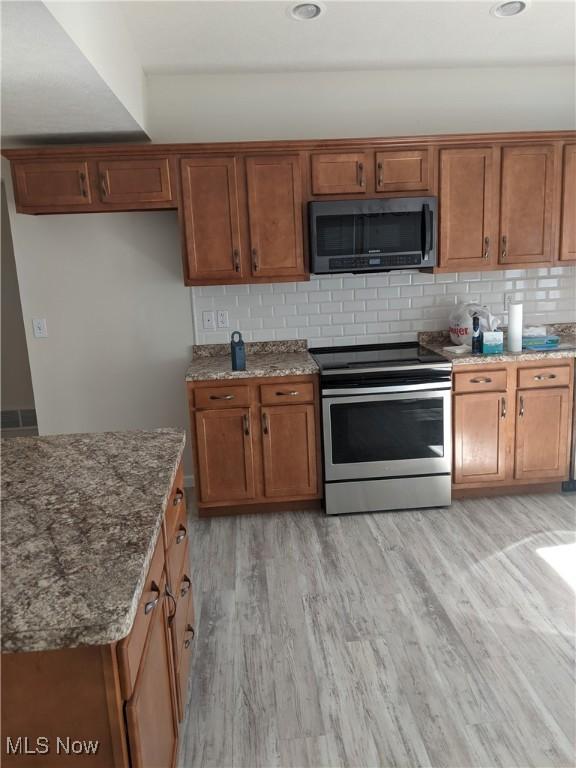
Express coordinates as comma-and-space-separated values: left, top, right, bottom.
179, 493, 576, 768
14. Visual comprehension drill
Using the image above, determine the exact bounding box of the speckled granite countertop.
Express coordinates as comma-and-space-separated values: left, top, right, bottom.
1, 429, 186, 654
186, 340, 319, 381
419, 323, 576, 365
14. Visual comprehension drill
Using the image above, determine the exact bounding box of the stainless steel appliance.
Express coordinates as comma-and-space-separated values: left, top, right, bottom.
309, 197, 437, 275
311, 342, 452, 515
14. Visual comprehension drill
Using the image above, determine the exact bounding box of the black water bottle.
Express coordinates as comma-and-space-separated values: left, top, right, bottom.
471, 314, 483, 354
230, 331, 246, 371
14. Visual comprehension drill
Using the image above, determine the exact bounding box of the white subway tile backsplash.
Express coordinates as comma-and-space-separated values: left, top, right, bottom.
193, 267, 576, 345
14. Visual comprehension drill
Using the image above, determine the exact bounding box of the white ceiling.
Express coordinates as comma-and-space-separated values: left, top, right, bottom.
119, 0, 576, 74
1, 1, 147, 146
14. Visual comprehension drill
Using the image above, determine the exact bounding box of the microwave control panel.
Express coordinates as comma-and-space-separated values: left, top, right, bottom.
328, 253, 426, 270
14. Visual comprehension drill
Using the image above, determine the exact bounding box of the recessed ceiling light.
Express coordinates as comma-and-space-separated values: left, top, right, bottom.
288, 3, 325, 21
490, 1, 528, 17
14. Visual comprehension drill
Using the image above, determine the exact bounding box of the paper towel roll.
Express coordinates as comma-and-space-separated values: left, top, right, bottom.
508, 302, 523, 352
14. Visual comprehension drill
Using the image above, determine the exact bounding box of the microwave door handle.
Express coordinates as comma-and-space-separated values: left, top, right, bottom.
422, 203, 432, 257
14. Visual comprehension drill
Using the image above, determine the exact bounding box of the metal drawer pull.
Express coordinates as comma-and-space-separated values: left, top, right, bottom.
233, 248, 240, 272
534, 373, 557, 381
165, 585, 177, 622
180, 575, 192, 598
519, 395, 525, 417
79, 172, 88, 198
144, 581, 161, 614
184, 624, 195, 648
252, 248, 259, 272
377, 161, 383, 187
100, 173, 108, 197
176, 524, 187, 544
470, 377, 492, 384
173, 489, 184, 506
483, 236, 490, 260
357, 162, 365, 187
209, 394, 234, 400
501, 397, 506, 418
243, 414, 250, 436
262, 412, 269, 435
501, 235, 507, 260
276, 391, 300, 397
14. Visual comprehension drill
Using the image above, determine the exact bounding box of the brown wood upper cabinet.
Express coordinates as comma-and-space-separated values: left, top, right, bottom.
311, 152, 367, 194
375, 148, 432, 193
181, 156, 243, 282
439, 147, 497, 271
97, 158, 173, 205
12, 159, 92, 210
560, 143, 576, 262
498, 144, 556, 265
246, 154, 306, 278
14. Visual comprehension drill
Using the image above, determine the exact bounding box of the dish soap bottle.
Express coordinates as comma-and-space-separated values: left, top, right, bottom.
230, 331, 246, 371
471, 314, 483, 354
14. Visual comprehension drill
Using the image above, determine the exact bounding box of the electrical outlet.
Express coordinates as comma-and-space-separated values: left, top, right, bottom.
32, 318, 48, 338
202, 311, 215, 330
216, 310, 229, 329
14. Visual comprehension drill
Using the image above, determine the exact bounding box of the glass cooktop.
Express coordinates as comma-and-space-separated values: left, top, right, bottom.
310, 342, 448, 372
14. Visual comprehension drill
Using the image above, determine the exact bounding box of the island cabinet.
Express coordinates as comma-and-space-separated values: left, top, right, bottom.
1, 460, 193, 768
188, 375, 321, 515
453, 359, 574, 492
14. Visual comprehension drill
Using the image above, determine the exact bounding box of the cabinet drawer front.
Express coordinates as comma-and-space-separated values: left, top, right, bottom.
375, 149, 431, 192
194, 384, 251, 409
260, 381, 314, 405
517, 364, 571, 389
454, 369, 508, 393
311, 152, 367, 194
118, 533, 166, 700
166, 493, 189, 590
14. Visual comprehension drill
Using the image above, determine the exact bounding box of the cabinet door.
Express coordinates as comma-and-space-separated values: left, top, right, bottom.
246, 155, 305, 278
13, 160, 91, 209
181, 157, 242, 281
499, 145, 555, 265
438, 147, 497, 271
560, 144, 576, 262
126, 590, 178, 768
375, 148, 431, 193
261, 404, 317, 498
175, 582, 195, 722
515, 388, 571, 480
311, 152, 367, 194
195, 408, 255, 503
97, 158, 173, 205
453, 392, 509, 484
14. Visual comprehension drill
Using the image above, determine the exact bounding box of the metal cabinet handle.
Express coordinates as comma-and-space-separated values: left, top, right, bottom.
276, 391, 299, 397
501, 396, 506, 418
483, 236, 490, 260
184, 624, 195, 648
470, 377, 492, 384
501, 235, 507, 260
144, 581, 161, 615
243, 414, 250, 436
180, 574, 192, 598
262, 412, 269, 435
176, 524, 187, 544
79, 172, 88, 198
252, 248, 259, 272
377, 161, 383, 188
100, 173, 108, 198
173, 489, 184, 506
519, 395, 525, 417
357, 162, 365, 187
209, 394, 234, 400
165, 585, 177, 623
534, 373, 556, 381
233, 248, 240, 272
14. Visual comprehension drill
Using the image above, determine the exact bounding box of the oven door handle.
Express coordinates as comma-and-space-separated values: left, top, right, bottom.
323, 388, 452, 406
323, 382, 452, 396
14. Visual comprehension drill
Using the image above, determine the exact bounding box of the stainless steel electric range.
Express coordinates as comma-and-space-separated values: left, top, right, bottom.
310, 342, 453, 515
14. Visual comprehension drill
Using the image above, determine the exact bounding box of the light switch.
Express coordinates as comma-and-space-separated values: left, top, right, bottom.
32, 318, 48, 338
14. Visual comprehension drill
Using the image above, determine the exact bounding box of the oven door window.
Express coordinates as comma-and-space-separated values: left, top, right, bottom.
330, 397, 444, 464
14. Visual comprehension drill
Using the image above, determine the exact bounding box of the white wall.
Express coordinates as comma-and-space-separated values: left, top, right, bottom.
147, 66, 576, 142
3, 162, 194, 473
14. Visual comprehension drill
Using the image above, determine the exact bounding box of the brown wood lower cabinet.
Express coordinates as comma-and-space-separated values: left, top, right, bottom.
453, 359, 574, 490
189, 375, 321, 514
1, 461, 193, 768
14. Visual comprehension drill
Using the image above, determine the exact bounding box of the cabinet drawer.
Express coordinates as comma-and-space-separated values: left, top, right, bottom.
517, 364, 571, 389
166, 491, 189, 590
454, 369, 508, 393
118, 532, 166, 699
194, 384, 251, 409
260, 381, 314, 404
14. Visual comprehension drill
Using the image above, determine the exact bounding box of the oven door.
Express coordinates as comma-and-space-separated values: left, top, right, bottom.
322, 389, 451, 481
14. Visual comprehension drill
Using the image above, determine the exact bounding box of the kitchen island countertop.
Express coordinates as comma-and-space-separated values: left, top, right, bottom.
1, 428, 186, 654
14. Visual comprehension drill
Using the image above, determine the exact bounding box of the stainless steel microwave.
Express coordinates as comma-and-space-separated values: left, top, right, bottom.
309, 197, 437, 274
